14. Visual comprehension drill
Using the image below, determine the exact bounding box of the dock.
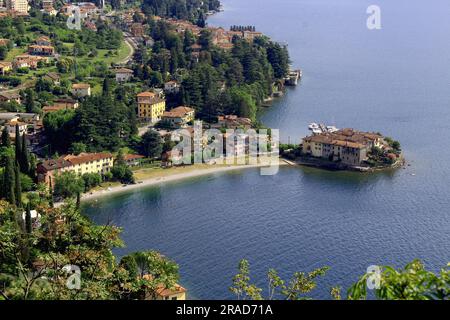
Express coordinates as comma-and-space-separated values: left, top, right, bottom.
284, 69, 302, 86
308, 123, 339, 135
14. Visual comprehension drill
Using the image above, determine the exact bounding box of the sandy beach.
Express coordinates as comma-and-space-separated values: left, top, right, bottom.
81, 161, 290, 202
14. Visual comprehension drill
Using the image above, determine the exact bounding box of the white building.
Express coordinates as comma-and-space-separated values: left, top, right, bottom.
115, 68, 133, 82
71, 83, 91, 98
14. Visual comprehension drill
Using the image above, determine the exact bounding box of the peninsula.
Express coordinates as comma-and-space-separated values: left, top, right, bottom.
282, 127, 403, 172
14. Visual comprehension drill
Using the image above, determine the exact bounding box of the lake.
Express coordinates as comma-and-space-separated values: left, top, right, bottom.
83, 0, 450, 299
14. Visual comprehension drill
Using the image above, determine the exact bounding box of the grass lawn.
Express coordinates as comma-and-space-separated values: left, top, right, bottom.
5, 47, 26, 62
71, 40, 132, 66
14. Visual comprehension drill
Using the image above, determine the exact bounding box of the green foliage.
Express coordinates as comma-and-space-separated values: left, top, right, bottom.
81, 173, 102, 193
43, 109, 77, 154
140, 130, 163, 158
141, 0, 221, 22
230, 259, 329, 300
111, 164, 135, 185
348, 260, 450, 300
53, 171, 85, 199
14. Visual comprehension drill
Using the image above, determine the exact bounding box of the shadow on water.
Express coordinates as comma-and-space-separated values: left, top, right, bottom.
292, 163, 399, 186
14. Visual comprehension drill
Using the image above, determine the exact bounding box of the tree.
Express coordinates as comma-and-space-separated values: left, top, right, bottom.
69, 142, 87, 155
24, 88, 37, 113
111, 164, 135, 185
348, 260, 450, 300
1, 155, 15, 205
140, 130, 163, 159
230, 259, 329, 300
25, 202, 32, 234
14, 162, 22, 207
53, 171, 85, 199
14, 125, 21, 165
20, 133, 30, 175
82, 173, 102, 192
1, 126, 10, 147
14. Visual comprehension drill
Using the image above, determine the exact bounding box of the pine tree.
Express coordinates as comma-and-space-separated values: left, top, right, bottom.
1, 126, 10, 147
2, 156, 16, 205
25, 203, 32, 234
15, 162, 22, 207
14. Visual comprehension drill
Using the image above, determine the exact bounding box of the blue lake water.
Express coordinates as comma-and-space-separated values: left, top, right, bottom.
83, 0, 450, 299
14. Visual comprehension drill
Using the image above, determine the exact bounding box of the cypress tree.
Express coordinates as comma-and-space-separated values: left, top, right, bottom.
25, 202, 32, 234
15, 162, 22, 208
20, 133, 30, 174
15, 125, 21, 166
1, 126, 10, 147
76, 192, 81, 209
2, 156, 16, 205
29, 154, 37, 181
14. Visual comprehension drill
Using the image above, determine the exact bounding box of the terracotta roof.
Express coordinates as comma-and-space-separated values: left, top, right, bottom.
137, 91, 156, 97
142, 275, 186, 297
115, 68, 133, 74
38, 158, 72, 171
163, 106, 194, 118
63, 152, 113, 165
123, 154, 145, 161
42, 105, 65, 113
72, 83, 90, 89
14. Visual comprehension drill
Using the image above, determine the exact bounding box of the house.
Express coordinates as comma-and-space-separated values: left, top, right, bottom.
28, 45, 55, 56
54, 98, 79, 109
37, 152, 114, 187
0, 92, 21, 104
161, 106, 195, 129
0, 113, 39, 124
84, 20, 97, 31
217, 115, 252, 130
0, 61, 12, 75
71, 83, 91, 98
142, 275, 186, 300
4, 0, 29, 14
35, 36, 52, 46
6, 119, 28, 137
164, 81, 180, 94
43, 72, 60, 85
42, 0, 57, 16
131, 23, 145, 37
302, 129, 384, 166
137, 91, 166, 123
0, 39, 9, 47
143, 36, 154, 47
123, 154, 145, 167
115, 68, 134, 82
42, 105, 65, 114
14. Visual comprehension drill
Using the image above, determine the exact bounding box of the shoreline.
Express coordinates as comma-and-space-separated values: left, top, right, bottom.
80, 161, 289, 203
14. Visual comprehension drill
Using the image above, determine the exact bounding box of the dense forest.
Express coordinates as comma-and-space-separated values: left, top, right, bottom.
140, 0, 221, 22
133, 19, 290, 122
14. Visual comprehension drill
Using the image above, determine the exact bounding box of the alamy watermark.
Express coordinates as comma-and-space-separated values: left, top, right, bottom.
366, 265, 382, 290
66, 6, 82, 30
62, 265, 81, 290
367, 5, 382, 30
168, 121, 280, 176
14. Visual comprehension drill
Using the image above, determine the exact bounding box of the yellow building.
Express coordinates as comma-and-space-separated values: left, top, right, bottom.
5, 0, 29, 14
37, 153, 114, 187
0, 61, 12, 75
137, 91, 166, 123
